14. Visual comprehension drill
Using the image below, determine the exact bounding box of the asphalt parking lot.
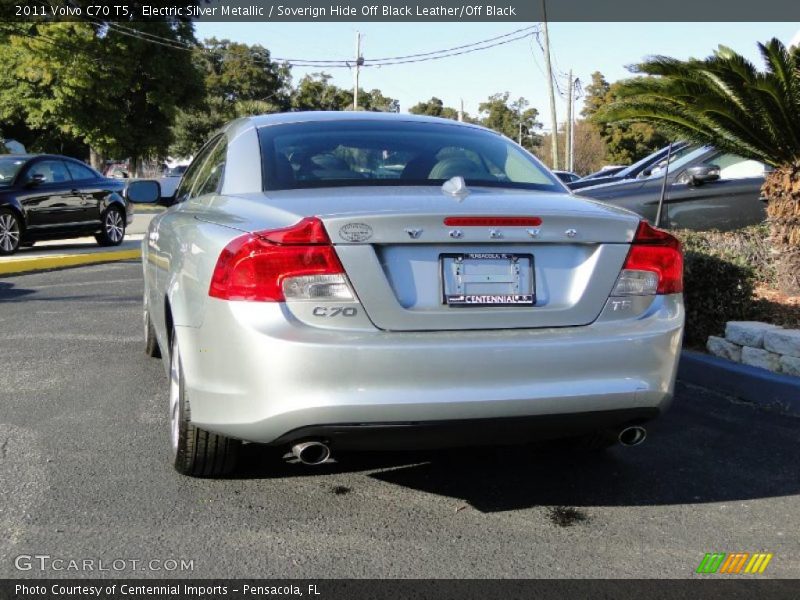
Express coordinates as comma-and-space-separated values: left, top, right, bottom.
0, 262, 799, 579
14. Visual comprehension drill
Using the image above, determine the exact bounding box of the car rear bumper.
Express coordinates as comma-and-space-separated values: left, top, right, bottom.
269, 409, 660, 450
175, 295, 683, 446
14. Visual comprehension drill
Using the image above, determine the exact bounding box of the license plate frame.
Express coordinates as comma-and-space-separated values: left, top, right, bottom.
440, 252, 536, 307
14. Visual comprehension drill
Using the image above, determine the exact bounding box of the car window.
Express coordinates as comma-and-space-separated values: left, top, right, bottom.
163, 165, 187, 177
705, 153, 765, 180
0, 157, 27, 187
174, 135, 223, 203
65, 162, 98, 181
650, 146, 712, 179
25, 160, 73, 184
259, 121, 563, 192
191, 138, 227, 198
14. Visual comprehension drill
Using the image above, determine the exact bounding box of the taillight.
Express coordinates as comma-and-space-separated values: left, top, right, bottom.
612, 221, 683, 296
209, 217, 354, 302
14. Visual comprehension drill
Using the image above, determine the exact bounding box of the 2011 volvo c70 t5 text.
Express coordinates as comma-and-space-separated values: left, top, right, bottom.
140, 112, 684, 477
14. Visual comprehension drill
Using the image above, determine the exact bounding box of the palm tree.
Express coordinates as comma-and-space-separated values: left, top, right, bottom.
599, 38, 800, 295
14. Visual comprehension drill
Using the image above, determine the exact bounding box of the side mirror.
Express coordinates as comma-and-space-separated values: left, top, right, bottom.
686, 165, 720, 186
125, 180, 161, 204
25, 173, 46, 188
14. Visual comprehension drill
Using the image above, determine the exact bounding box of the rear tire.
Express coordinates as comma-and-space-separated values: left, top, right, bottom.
0, 208, 22, 256
169, 328, 240, 477
95, 205, 125, 246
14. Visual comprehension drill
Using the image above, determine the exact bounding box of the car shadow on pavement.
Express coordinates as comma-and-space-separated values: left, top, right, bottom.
236, 383, 800, 512
0, 281, 35, 300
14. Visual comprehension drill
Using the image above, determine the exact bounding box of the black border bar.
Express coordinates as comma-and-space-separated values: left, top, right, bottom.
2, 579, 800, 600
2, 0, 800, 22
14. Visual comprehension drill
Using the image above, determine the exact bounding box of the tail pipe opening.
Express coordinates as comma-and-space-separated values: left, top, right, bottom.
292, 441, 332, 465
618, 426, 647, 447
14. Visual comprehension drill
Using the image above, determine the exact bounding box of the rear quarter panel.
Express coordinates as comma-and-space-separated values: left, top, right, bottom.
146, 200, 245, 335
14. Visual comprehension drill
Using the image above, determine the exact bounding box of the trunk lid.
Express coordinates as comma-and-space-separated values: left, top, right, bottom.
202, 186, 641, 331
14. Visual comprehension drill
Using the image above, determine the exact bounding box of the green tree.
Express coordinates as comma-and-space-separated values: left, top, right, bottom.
600, 39, 800, 294
170, 38, 291, 157
358, 88, 400, 113
0, 22, 202, 172
409, 97, 461, 120
290, 73, 398, 113
478, 93, 542, 151
291, 73, 352, 111
582, 71, 669, 164
581, 71, 611, 119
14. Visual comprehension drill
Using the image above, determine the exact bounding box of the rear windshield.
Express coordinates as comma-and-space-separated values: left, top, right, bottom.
0, 157, 27, 186
257, 120, 564, 192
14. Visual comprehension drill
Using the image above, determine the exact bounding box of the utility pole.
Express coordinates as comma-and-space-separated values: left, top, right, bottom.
570, 93, 576, 171
458, 98, 464, 122
353, 31, 362, 111
566, 69, 573, 172
541, 1, 559, 170
518, 107, 523, 145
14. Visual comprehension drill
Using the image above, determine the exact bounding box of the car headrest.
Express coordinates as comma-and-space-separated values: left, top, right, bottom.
428, 157, 486, 180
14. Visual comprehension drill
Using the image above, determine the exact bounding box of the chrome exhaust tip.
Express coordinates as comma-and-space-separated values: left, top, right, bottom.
292, 441, 331, 465
618, 426, 647, 447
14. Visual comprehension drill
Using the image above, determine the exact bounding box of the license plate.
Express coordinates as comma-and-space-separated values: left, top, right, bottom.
441, 253, 535, 307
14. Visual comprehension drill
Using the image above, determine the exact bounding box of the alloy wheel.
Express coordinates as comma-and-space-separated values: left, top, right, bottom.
105, 209, 124, 243
0, 212, 20, 253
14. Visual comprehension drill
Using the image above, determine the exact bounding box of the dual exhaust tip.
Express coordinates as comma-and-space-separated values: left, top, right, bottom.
291, 426, 646, 464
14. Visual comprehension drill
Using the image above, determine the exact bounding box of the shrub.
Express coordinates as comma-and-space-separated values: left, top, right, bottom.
673, 226, 770, 347
680, 251, 758, 347
668, 225, 800, 346
676, 224, 774, 283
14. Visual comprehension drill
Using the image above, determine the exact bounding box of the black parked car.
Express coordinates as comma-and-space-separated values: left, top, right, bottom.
576, 145, 767, 231
553, 170, 581, 184
578, 165, 626, 182
0, 154, 133, 255
568, 142, 692, 191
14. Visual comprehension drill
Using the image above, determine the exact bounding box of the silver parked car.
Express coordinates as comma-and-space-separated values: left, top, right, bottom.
141, 112, 685, 477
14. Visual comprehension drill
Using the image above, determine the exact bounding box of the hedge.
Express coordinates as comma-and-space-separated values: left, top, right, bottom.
674, 225, 769, 347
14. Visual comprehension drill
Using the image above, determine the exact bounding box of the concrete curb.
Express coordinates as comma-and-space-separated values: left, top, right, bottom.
0, 248, 141, 275
678, 350, 800, 416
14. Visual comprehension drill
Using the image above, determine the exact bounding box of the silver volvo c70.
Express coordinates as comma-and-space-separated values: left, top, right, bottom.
141, 112, 684, 477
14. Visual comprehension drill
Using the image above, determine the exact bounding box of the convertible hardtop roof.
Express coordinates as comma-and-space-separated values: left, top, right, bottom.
225, 110, 501, 138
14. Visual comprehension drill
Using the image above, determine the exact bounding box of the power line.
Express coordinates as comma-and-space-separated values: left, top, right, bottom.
25, 4, 532, 68
364, 31, 537, 67
528, 39, 547, 79
69, 15, 538, 69
366, 25, 538, 61
25, 1, 539, 70
103, 20, 538, 64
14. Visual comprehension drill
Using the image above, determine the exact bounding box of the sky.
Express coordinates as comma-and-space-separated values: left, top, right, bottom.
194, 22, 800, 128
